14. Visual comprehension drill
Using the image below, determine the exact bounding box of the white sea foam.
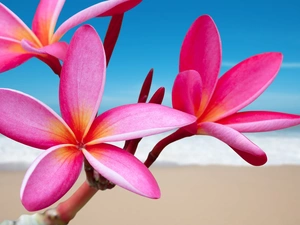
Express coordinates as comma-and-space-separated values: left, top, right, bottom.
135, 130, 300, 166
1, 129, 300, 170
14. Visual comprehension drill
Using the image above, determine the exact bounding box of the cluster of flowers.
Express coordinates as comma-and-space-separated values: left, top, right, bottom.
0, 0, 300, 219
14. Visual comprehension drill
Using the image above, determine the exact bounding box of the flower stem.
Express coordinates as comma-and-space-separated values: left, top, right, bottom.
144, 127, 194, 168
56, 181, 98, 223
125, 138, 142, 155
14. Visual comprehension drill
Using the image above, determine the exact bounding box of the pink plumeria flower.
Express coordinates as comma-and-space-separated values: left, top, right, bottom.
171, 15, 300, 166
0, 0, 141, 74
0, 25, 196, 211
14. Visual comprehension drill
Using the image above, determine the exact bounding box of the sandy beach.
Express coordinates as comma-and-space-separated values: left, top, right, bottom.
1, 166, 300, 225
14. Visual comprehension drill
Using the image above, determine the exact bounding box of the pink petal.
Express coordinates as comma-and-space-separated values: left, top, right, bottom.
104, 14, 124, 66
21, 39, 68, 61
0, 89, 76, 149
52, 0, 142, 42
21, 145, 83, 211
201, 52, 283, 122
0, 3, 41, 47
217, 111, 300, 132
0, 37, 34, 73
84, 103, 196, 144
199, 122, 267, 166
41, 42, 68, 61
59, 25, 106, 140
179, 15, 221, 114
83, 144, 160, 198
172, 70, 202, 116
32, 0, 65, 45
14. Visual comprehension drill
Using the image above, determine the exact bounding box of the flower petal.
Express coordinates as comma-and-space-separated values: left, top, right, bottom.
0, 37, 34, 73
179, 15, 221, 114
217, 111, 300, 132
201, 52, 283, 122
83, 144, 160, 198
84, 103, 196, 144
32, 0, 65, 45
21, 145, 83, 211
0, 3, 41, 46
172, 70, 202, 116
199, 122, 267, 166
21, 39, 68, 61
0, 89, 76, 149
52, 0, 142, 42
59, 25, 105, 141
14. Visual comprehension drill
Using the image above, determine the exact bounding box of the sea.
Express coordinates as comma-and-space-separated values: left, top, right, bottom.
1, 128, 300, 170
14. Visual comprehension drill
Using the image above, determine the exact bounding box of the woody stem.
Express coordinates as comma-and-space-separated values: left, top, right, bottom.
55, 181, 98, 224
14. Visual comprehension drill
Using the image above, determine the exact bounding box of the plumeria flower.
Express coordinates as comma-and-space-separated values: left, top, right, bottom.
0, 0, 141, 74
144, 15, 300, 167
0, 25, 196, 211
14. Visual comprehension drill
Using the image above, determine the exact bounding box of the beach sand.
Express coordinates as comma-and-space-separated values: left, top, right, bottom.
1, 166, 300, 225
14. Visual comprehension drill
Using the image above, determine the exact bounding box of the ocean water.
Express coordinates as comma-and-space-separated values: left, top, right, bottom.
1, 128, 300, 170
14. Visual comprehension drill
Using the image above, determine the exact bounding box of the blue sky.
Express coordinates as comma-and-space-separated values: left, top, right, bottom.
0, 0, 300, 114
